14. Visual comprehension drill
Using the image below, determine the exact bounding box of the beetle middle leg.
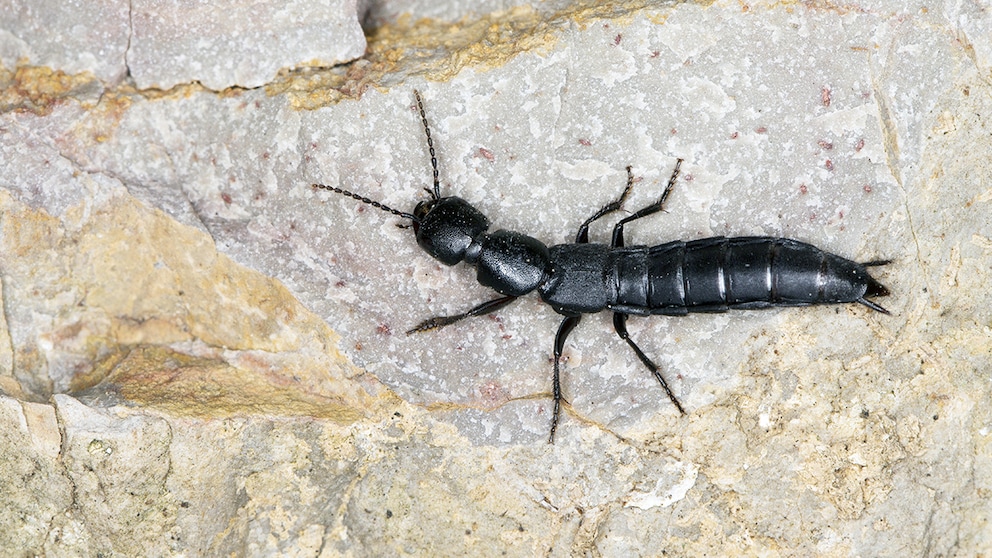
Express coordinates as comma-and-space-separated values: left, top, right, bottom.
547, 161, 688, 439
546, 166, 637, 441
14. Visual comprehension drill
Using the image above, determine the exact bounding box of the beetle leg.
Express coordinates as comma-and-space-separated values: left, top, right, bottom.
574, 165, 635, 243
612, 313, 686, 415
611, 158, 683, 248
406, 295, 517, 334
549, 314, 581, 443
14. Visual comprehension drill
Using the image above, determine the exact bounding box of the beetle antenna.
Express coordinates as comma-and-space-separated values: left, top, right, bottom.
414, 89, 441, 200
312, 184, 417, 221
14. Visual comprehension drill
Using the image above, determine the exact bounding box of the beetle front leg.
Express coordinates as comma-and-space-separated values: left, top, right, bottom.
406, 295, 518, 334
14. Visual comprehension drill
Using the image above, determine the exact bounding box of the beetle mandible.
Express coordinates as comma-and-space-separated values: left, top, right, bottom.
312, 90, 890, 442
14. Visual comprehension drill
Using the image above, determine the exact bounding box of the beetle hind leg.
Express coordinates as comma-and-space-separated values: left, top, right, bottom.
573, 166, 635, 244
548, 314, 581, 443
613, 313, 686, 415
611, 158, 684, 248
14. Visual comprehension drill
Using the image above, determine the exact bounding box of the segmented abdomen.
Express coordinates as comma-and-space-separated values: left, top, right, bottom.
609, 236, 882, 316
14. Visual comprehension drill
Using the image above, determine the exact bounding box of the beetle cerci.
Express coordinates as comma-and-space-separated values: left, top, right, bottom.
313, 90, 890, 442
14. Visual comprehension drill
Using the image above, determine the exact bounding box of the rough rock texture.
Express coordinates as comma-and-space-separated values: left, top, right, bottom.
1, 0, 370, 89
0, 0, 132, 84
2, 0, 991, 555
129, 0, 372, 89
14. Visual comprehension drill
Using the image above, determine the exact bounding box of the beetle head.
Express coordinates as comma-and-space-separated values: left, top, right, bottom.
413, 196, 489, 265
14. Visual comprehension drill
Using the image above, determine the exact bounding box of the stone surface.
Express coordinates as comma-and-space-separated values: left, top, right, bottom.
129, 0, 371, 90
0, 0, 132, 84
365, 0, 573, 27
1, 0, 991, 555
0, 0, 370, 89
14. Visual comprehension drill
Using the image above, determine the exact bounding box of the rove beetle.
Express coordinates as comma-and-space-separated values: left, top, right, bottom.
313, 90, 890, 442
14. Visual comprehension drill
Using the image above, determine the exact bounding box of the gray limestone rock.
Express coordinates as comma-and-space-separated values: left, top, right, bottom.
1, 0, 991, 555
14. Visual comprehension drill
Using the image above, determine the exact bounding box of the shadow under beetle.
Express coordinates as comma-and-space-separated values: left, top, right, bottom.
313, 90, 891, 443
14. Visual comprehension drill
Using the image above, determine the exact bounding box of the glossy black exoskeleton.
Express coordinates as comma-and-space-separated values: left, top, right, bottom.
313, 91, 890, 442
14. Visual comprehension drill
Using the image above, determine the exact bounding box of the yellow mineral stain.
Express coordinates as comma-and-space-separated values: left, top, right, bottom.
54, 194, 318, 353
271, 5, 560, 109
69, 91, 134, 145
0, 65, 100, 115
274, 0, 675, 110
100, 346, 365, 423
0, 376, 25, 399
3, 1, 682, 111
0, 190, 389, 420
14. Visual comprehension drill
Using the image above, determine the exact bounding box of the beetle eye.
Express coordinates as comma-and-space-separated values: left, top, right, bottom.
414, 199, 434, 221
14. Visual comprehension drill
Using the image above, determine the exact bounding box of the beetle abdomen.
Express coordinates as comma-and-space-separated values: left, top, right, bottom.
609, 237, 888, 316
